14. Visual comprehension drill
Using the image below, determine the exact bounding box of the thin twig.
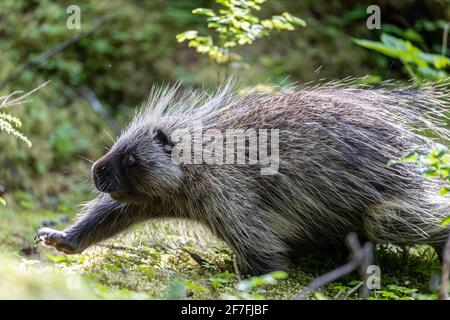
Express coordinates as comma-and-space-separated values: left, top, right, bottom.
99, 243, 212, 268
0, 81, 50, 109
97, 243, 143, 253
233, 254, 242, 281
293, 233, 373, 300
181, 248, 209, 267
343, 281, 364, 300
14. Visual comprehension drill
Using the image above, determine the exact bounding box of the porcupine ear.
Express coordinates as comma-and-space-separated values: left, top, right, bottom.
154, 128, 174, 153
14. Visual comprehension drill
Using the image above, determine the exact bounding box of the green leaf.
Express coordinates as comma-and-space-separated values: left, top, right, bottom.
176, 30, 198, 42
181, 280, 210, 293
282, 12, 306, 27
439, 216, 450, 226
387, 160, 397, 167
356, 33, 449, 80
419, 53, 450, 69
432, 145, 448, 157
439, 187, 450, 196
46, 255, 71, 265
196, 45, 211, 53
176, 0, 306, 66
420, 167, 437, 175
192, 8, 215, 17
271, 16, 294, 30
438, 163, 450, 170
261, 19, 273, 29
271, 271, 288, 280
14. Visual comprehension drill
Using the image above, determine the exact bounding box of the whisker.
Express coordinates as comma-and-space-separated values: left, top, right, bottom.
76, 154, 95, 164
103, 129, 116, 145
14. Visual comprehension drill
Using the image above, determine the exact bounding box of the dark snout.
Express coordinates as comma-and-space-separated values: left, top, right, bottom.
92, 157, 120, 193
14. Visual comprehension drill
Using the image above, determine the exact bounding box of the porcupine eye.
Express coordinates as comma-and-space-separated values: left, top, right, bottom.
122, 154, 136, 167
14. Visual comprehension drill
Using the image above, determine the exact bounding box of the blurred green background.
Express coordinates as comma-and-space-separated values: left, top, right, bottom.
0, 0, 449, 299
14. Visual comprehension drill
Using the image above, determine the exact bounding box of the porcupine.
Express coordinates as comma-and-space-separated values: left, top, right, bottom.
35, 81, 450, 275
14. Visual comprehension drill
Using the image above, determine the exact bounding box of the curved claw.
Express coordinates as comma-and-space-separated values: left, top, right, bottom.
34, 228, 79, 254
33, 233, 42, 245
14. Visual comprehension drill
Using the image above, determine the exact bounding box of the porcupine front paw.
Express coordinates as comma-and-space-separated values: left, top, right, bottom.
34, 228, 80, 254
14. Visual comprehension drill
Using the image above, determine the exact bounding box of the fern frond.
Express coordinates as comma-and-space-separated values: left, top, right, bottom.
0, 112, 22, 127
0, 82, 49, 205
0, 81, 49, 148
0, 118, 32, 147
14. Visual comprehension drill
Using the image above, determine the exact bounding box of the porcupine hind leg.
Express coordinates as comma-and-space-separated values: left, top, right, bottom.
362, 200, 449, 257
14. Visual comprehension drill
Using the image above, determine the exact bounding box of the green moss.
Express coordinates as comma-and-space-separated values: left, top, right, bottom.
0, 200, 444, 299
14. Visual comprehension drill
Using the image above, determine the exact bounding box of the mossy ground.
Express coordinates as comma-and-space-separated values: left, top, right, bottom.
0, 174, 444, 300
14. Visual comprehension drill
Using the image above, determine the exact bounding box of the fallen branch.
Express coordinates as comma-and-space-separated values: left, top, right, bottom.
181, 247, 209, 267
293, 233, 373, 300
439, 233, 450, 300
98, 243, 212, 268
343, 281, 364, 300
97, 244, 145, 253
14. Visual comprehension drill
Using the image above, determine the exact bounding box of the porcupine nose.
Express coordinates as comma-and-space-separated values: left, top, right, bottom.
92, 160, 111, 192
